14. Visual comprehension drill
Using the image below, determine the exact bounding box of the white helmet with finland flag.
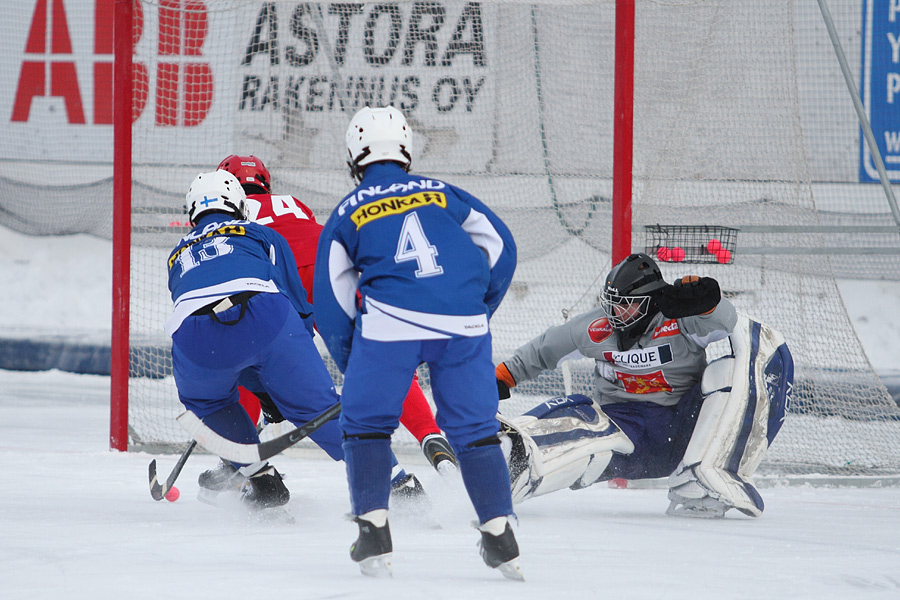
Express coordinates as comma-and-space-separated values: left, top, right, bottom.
345, 106, 412, 182
185, 170, 248, 225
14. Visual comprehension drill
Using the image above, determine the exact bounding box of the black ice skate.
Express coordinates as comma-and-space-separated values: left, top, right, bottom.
477, 517, 524, 581
390, 472, 440, 528
240, 465, 290, 509
350, 512, 393, 577
390, 472, 428, 503
421, 433, 459, 475
197, 460, 243, 505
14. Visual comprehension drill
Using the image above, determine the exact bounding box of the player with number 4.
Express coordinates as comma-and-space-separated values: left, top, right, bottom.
314, 106, 522, 580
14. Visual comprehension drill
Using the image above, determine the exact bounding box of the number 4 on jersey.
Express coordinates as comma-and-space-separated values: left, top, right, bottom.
395, 212, 443, 278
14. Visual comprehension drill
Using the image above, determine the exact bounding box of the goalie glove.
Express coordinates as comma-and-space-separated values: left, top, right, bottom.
496, 363, 516, 400
656, 276, 721, 319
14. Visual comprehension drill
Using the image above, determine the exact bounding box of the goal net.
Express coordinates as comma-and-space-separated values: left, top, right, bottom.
2, 0, 897, 476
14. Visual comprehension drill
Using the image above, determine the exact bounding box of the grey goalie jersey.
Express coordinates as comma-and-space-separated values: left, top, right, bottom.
503, 300, 738, 407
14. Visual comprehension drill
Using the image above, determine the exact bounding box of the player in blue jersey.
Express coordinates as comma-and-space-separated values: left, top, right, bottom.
167, 170, 423, 512
314, 106, 523, 580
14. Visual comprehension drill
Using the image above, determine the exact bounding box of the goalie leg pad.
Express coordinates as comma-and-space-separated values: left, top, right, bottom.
499, 395, 635, 503
668, 316, 791, 518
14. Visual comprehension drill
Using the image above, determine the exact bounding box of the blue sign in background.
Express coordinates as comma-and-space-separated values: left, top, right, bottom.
860, 0, 900, 183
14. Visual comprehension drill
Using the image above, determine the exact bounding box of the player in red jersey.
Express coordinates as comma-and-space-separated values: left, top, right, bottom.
217, 155, 458, 475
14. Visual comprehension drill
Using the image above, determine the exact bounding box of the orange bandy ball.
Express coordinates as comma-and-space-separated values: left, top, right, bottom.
670, 247, 685, 262
656, 247, 671, 261
165, 486, 180, 502
715, 248, 732, 264
707, 239, 722, 253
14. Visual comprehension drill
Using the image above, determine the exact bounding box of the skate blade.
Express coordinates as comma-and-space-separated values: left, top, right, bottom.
435, 460, 459, 476
197, 487, 222, 506
357, 554, 393, 578
496, 558, 525, 582
252, 506, 296, 525
198, 488, 295, 524
666, 500, 726, 519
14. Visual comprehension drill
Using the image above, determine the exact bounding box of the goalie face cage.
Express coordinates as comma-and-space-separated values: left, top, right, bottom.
99, 0, 900, 477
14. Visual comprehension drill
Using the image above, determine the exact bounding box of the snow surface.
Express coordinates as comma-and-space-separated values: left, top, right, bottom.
2, 369, 900, 599
2, 226, 900, 598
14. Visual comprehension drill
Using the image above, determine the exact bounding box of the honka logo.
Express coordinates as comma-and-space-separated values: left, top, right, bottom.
587, 318, 613, 343
350, 192, 447, 229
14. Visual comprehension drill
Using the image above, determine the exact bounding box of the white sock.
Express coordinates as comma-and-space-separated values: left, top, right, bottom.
479, 516, 508, 536
359, 508, 388, 527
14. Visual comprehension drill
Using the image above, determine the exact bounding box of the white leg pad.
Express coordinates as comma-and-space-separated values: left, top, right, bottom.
499, 397, 634, 503
668, 315, 786, 518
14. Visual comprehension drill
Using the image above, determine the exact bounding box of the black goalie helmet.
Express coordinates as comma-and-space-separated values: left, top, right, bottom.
599, 253, 668, 350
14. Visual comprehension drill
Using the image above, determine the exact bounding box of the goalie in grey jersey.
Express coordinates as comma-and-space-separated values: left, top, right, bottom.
494, 253, 793, 518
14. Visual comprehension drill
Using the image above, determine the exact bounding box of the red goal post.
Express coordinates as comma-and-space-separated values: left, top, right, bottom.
108, 0, 900, 478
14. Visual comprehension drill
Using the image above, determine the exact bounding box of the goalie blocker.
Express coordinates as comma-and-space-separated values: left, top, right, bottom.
499, 315, 792, 517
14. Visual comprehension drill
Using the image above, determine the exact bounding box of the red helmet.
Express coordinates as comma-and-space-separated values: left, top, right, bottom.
217, 155, 272, 193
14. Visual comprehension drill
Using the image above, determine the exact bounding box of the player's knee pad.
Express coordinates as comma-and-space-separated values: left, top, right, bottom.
670, 315, 791, 518
498, 394, 634, 504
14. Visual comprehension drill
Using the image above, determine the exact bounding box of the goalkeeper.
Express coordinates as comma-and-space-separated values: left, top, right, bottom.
495, 252, 793, 518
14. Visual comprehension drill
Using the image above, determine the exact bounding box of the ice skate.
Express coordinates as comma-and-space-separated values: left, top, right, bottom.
477, 517, 524, 581
240, 465, 290, 509
349, 510, 393, 578
666, 465, 729, 519
421, 433, 459, 475
197, 460, 244, 505
390, 472, 431, 510
389, 472, 438, 528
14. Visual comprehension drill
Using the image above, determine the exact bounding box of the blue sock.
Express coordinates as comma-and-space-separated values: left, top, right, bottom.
202, 404, 260, 444
202, 404, 261, 469
343, 438, 393, 515
457, 443, 514, 524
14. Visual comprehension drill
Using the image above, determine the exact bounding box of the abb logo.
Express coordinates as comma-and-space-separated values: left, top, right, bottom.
11, 0, 212, 126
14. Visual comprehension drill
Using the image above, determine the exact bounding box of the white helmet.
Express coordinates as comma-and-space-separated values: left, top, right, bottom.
345, 106, 412, 182
185, 170, 248, 224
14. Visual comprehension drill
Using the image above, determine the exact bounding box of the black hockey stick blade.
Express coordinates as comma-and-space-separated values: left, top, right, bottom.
149, 439, 197, 501
176, 402, 341, 463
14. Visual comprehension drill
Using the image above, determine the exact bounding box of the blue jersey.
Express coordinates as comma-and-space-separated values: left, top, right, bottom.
314, 162, 517, 372
166, 213, 312, 335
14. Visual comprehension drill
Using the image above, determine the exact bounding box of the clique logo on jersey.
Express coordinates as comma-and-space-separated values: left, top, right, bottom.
602, 344, 673, 369
350, 191, 447, 229
587, 318, 613, 343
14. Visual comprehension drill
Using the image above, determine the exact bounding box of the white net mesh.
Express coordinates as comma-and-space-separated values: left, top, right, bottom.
1, 0, 898, 474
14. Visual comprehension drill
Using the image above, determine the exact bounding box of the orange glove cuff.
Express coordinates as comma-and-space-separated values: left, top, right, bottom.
496, 363, 516, 388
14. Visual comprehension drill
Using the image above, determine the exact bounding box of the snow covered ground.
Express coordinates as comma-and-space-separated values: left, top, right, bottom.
2, 368, 900, 600
2, 226, 900, 598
